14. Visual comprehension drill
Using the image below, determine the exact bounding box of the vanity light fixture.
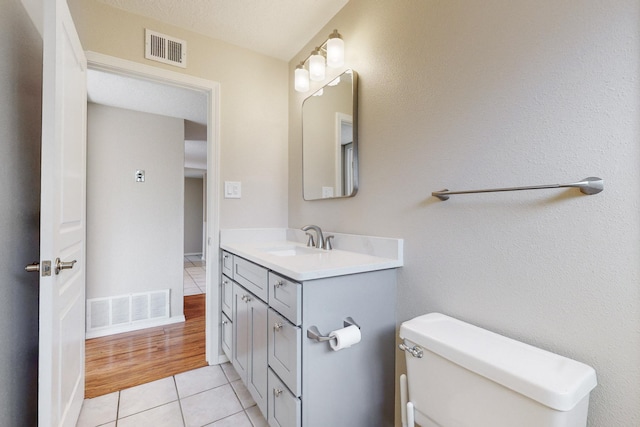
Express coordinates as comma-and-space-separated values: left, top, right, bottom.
309, 47, 326, 81
295, 63, 310, 92
294, 29, 345, 93
326, 29, 345, 68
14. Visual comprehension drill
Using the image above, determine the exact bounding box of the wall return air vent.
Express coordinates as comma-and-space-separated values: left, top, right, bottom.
145, 29, 187, 68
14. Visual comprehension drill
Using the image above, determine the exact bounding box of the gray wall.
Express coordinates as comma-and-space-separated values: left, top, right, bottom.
184, 177, 204, 254
289, 1, 640, 425
0, 0, 42, 424
87, 103, 185, 320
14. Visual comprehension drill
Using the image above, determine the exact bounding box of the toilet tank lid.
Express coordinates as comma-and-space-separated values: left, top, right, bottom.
399, 313, 597, 411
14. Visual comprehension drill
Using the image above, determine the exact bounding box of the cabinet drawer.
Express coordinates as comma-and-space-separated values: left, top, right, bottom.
221, 312, 232, 360
268, 309, 301, 397
268, 368, 301, 427
221, 251, 234, 278
269, 272, 302, 326
221, 275, 233, 318
233, 257, 268, 302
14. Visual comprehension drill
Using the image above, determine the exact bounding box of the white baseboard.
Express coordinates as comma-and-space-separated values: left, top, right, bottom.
85, 315, 186, 339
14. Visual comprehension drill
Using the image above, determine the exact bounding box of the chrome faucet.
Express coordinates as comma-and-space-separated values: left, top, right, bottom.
301, 225, 325, 249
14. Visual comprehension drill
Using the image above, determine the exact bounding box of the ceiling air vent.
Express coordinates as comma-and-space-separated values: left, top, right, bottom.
145, 29, 187, 68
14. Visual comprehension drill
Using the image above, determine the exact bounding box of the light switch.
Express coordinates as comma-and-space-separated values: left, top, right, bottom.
224, 181, 242, 199
135, 170, 145, 182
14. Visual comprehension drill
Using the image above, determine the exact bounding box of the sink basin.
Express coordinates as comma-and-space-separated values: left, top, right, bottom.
263, 245, 320, 257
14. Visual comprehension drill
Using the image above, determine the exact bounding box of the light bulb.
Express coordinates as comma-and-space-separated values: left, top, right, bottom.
309, 48, 326, 81
295, 64, 309, 92
327, 30, 344, 68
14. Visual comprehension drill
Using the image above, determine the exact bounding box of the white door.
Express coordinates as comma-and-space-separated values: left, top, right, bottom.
38, 0, 87, 425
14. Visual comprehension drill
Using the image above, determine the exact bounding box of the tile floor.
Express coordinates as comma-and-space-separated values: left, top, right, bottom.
184, 255, 206, 296
76, 363, 268, 427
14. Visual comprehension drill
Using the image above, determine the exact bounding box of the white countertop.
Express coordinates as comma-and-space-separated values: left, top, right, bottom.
220, 229, 403, 281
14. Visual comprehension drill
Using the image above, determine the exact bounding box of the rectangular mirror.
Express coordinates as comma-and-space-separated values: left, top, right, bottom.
302, 69, 358, 200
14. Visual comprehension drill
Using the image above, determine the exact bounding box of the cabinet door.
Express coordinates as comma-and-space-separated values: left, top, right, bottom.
221, 312, 232, 360
268, 368, 301, 427
232, 283, 249, 383
247, 297, 268, 417
268, 309, 301, 397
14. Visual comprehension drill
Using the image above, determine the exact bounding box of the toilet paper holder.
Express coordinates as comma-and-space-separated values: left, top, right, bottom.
307, 317, 360, 343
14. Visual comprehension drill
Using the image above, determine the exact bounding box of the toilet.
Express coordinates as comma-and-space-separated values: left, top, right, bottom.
398, 313, 597, 427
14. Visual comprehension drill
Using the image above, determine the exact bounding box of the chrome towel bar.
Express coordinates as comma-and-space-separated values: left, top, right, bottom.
432, 177, 603, 201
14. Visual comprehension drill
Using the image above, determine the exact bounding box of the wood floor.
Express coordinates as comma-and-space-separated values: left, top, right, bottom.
85, 294, 207, 398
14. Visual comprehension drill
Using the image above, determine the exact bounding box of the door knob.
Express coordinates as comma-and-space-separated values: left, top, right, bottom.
55, 258, 77, 275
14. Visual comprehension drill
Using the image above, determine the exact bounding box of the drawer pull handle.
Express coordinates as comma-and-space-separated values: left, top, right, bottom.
222, 320, 228, 325
274, 280, 285, 289
273, 388, 283, 397
274, 322, 283, 331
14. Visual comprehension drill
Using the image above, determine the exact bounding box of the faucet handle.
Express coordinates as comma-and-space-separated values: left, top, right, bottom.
305, 232, 315, 247
325, 235, 334, 250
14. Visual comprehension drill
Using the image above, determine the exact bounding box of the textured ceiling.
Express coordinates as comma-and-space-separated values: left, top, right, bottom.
96, 0, 349, 61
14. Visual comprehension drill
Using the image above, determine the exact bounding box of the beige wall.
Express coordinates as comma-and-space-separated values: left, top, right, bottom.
68, 0, 289, 229
289, 1, 640, 425
87, 103, 184, 318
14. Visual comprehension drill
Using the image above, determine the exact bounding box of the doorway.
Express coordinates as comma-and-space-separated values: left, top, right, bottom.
84, 52, 222, 378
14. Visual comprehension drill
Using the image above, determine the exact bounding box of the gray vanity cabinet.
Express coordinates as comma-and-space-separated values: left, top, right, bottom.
223, 251, 397, 427
299, 270, 396, 426
232, 282, 269, 416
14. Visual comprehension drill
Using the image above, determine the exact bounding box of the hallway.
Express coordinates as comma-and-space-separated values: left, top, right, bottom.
84, 294, 207, 398
184, 254, 206, 296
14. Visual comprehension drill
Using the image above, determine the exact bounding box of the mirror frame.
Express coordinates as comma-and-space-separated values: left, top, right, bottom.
302, 69, 358, 200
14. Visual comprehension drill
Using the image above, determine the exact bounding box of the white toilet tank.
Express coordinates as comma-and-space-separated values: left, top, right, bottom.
399, 313, 597, 427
